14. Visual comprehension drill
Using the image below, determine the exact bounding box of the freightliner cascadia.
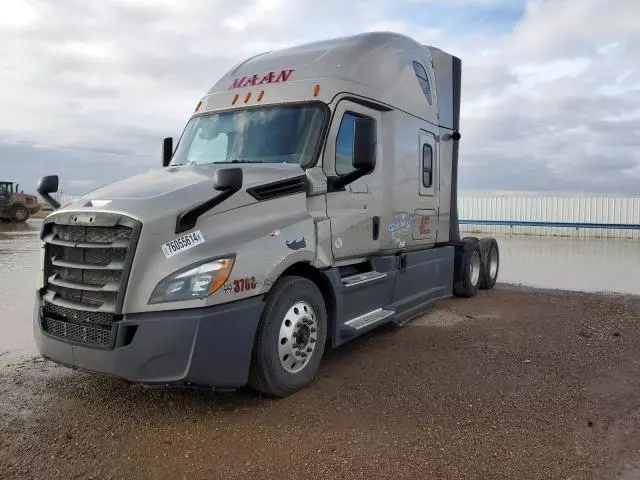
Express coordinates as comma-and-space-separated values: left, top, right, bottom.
35, 32, 500, 397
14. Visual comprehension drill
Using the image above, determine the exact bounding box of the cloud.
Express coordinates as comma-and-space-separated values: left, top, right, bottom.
0, 0, 638, 195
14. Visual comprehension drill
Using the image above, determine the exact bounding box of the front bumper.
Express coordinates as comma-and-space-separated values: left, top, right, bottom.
33, 295, 264, 388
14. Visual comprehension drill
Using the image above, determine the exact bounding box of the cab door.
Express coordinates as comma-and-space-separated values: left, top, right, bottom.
324, 100, 382, 260
413, 130, 439, 244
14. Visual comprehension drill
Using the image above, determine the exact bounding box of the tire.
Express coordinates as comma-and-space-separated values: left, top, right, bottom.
249, 275, 327, 398
10, 204, 29, 222
479, 237, 499, 290
453, 237, 482, 298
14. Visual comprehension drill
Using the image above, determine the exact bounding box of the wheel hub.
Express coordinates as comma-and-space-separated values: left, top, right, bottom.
278, 301, 318, 374
470, 250, 481, 286
294, 324, 311, 347
489, 247, 498, 278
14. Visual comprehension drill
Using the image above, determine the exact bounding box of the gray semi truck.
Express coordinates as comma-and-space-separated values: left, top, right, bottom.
34, 32, 500, 397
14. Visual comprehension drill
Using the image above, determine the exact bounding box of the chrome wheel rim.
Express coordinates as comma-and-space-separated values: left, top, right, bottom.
470, 250, 481, 286
278, 301, 318, 374
489, 247, 498, 279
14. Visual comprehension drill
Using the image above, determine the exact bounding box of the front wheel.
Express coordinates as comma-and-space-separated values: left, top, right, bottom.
249, 275, 327, 397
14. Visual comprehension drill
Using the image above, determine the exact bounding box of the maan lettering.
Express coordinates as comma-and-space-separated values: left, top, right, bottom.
228, 69, 295, 90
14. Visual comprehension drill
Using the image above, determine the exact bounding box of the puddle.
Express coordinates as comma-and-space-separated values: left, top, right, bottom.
467, 233, 640, 296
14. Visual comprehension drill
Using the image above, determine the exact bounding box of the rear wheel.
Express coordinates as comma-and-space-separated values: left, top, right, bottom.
10, 204, 28, 222
479, 237, 499, 289
453, 237, 482, 298
249, 275, 327, 397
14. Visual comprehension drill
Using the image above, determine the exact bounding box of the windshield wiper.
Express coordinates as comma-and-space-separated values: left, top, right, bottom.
214, 159, 263, 164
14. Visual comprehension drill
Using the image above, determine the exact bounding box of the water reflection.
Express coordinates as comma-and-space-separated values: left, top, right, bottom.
0, 219, 41, 357
492, 234, 640, 295
0, 218, 42, 235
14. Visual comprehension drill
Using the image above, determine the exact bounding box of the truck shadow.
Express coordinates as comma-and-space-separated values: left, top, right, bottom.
37, 320, 406, 413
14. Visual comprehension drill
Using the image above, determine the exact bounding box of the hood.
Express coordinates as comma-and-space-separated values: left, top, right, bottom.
58, 163, 307, 221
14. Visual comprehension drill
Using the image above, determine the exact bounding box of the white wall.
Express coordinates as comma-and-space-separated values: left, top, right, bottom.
459, 191, 640, 239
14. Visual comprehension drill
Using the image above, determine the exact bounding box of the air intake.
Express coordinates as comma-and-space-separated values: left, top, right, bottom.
246, 175, 308, 201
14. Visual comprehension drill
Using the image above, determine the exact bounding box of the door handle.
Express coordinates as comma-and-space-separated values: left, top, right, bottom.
372, 216, 380, 240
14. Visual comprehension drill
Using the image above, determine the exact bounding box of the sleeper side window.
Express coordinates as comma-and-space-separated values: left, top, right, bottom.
412, 61, 433, 106
335, 113, 358, 176
422, 144, 433, 188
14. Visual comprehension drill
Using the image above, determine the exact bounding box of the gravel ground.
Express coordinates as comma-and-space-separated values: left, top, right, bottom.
2, 285, 640, 480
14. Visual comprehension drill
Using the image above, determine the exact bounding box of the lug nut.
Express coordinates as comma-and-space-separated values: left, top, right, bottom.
310, 338, 316, 343
306, 347, 312, 353
310, 328, 317, 333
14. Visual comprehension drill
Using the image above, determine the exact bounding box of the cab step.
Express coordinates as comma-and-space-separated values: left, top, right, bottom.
341, 271, 388, 288
341, 307, 395, 337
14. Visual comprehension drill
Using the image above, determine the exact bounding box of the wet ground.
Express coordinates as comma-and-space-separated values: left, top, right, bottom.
1, 221, 640, 479
0, 220, 40, 360
487, 233, 640, 296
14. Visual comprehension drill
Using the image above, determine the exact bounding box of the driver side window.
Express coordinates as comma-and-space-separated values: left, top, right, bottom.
185, 128, 229, 164
335, 113, 358, 176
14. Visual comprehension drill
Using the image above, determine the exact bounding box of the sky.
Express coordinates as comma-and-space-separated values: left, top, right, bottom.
1, 0, 639, 196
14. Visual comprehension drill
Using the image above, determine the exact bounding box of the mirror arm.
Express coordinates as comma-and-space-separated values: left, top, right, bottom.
327, 167, 372, 192
175, 178, 242, 234
175, 188, 237, 234
38, 193, 61, 210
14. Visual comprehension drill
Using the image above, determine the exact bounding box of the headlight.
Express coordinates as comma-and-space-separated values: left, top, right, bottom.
149, 257, 234, 304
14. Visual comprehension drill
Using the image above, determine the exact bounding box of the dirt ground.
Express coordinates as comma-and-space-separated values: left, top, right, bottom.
1, 285, 640, 480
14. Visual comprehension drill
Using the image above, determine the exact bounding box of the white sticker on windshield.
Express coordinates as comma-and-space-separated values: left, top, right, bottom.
161, 230, 206, 259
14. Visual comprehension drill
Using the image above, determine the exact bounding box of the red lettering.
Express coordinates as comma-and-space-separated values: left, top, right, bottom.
245, 74, 259, 86
229, 70, 295, 89
419, 216, 430, 235
229, 77, 246, 90
258, 72, 275, 85
275, 69, 294, 83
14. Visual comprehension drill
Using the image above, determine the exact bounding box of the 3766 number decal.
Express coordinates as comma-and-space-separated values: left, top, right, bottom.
233, 277, 256, 293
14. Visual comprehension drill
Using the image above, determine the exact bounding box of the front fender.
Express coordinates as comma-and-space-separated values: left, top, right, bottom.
215, 216, 317, 302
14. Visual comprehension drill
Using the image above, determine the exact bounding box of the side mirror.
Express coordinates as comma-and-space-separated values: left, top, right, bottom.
214, 167, 243, 191
36, 175, 61, 209
328, 117, 376, 191
162, 137, 173, 167
352, 117, 376, 173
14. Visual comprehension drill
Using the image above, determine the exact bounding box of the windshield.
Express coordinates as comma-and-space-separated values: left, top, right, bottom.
170, 104, 326, 167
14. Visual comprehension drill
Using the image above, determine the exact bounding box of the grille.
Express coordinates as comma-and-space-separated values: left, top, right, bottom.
53, 225, 132, 243
43, 317, 112, 347
44, 302, 113, 327
40, 215, 140, 348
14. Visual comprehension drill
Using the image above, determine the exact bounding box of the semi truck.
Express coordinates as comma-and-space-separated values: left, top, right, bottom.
34, 32, 500, 398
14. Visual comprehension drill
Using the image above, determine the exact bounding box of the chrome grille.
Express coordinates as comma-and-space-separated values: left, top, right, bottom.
40, 214, 140, 348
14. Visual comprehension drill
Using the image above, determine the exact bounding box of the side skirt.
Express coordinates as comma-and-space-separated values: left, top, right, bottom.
322, 245, 455, 347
